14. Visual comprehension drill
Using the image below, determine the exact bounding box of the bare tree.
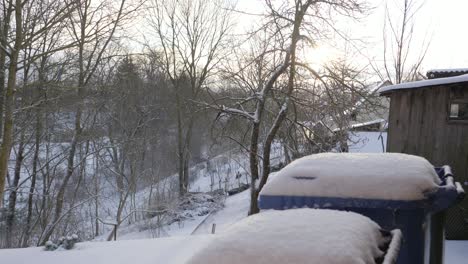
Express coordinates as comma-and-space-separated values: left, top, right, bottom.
0, 0, 74, 208
381, 0, 430, 84
39, 0, 138, 244
147, 0, 233, 195
0, 0, 13, 140
208, 0, 365, 214
0, 0, 375, 249
20, 2, 68, 245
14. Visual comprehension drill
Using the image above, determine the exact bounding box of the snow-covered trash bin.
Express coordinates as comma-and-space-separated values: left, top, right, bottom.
258, 153, 465, 264
188, 209, 402, 264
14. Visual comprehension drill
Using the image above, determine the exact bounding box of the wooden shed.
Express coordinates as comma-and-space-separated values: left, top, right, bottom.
379, 69, 468, 240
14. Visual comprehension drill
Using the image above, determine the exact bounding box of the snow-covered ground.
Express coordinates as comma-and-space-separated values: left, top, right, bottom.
0, 236, 213, 264
445, 240, 468, 263
101, 143, 282, 241
348, 131, 387, 153
0, 186, 467, 263
3, 136, 467, 263
111, 189, 250, 239
192, 190, 250, 235
107, 193, 223, 240
4, 140, 278, 244
0, 189, 250, 264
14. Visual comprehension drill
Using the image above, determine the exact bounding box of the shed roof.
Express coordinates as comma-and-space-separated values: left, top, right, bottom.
427, 68, 468, 74
378, 74, 468, 95
427, 68, 468, 79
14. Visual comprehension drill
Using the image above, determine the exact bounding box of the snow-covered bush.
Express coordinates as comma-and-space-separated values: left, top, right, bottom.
139, 193, 225, 237
44, 241, 58, 251
60, 235, 79, 250
44, 234, 79, 251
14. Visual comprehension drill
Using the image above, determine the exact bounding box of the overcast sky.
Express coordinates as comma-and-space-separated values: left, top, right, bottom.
234, 0, 468, 76
415, 0, 468, 68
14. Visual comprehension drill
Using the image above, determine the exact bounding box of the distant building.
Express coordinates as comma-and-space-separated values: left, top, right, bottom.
347, 119, 388, 153
340, 81, 390, 153
379, 68, 468, 239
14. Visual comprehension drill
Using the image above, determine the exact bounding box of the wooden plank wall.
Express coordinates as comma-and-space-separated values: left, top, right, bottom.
386, 84, 468, 238
387, 85, 468, 181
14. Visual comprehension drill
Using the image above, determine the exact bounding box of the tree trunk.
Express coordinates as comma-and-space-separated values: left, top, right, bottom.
40, 62, 84, 244
94, 151, 99, 237
248, 3, 304, 215
0, 0, 22, 208
175, 91, 186, 195
5, 132, 26, 247
22, 110, 41, 247
182, 117, 195, 193
283, 138, 292, 164
248, 122, 260, 215
40, 123, 51, 232
0, 2, 13, 141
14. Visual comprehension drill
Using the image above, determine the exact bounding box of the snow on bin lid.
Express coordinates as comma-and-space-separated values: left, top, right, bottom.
260, 153, 441, 201
188, 209, 388, 264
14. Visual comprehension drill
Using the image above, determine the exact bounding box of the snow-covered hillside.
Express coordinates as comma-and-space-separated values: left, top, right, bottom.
4, 130, 383, 246
192, 189, 250, 235
5, 134, 467, 264
93, 143, 283, 241
1, 188, 467, 264
1, 136, 286, 248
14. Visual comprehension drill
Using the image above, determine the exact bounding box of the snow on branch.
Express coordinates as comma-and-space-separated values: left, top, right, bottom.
196, 100, 256, 121
220, 105, 256, 120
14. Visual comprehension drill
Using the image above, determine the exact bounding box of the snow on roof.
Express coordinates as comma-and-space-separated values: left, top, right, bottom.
260, 153, 441, 201
344, 80, 391, 115
188, 209, 389, 264
350, 118, 386, 129
333, 118, 386, 132
370, 80, 392, 93
379, 74, 468, 94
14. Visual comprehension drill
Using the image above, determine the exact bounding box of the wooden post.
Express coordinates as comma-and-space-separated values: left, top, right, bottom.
113, 224, 117, 241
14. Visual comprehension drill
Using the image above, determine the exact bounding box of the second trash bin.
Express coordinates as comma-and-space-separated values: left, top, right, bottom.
258, 153, 465, 264
188, 209, 402, 264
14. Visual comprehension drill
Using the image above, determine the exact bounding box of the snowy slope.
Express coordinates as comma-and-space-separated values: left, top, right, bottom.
107, 143, 283, 240
114, 189, 251, 239
0, 236, 212, 264
109, 203, 217, 240
192, 190, 250, 235
4, 139, 278, 244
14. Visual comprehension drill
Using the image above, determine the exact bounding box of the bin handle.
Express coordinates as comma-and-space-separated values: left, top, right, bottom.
445, 176, 465, 202
442, 165, 453, 178
383, 229, 402, 264
429, 176, 465, 212
455, 182, 466, 202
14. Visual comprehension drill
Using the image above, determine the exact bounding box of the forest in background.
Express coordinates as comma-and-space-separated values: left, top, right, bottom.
0, 0, 425, 248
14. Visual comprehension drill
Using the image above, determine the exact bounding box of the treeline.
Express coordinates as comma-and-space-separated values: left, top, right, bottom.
0, 0, 387, 248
